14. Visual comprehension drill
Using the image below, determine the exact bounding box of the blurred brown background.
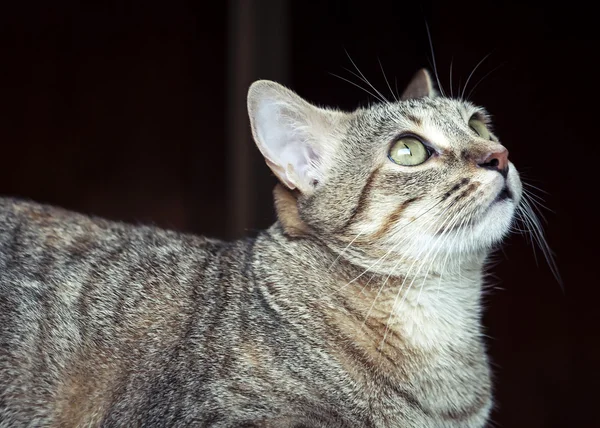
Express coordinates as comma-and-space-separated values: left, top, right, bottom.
0, 1, 595, 426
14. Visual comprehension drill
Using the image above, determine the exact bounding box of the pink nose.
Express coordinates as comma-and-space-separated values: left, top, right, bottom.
478, 147, 509, 174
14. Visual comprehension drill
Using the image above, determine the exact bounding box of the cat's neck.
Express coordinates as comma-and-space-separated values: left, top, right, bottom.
335, 255, 485, 351
264, 222, 487, 352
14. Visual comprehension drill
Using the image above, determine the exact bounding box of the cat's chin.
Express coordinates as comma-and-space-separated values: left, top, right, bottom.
401, 199, 515, 258
470, 198, 516, 248
428, 198, 516, 253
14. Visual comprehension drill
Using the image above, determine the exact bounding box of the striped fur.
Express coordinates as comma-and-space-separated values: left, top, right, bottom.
0, 70, 521, 427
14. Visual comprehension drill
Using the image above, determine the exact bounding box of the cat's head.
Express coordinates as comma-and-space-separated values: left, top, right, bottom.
247, 69, 522, 265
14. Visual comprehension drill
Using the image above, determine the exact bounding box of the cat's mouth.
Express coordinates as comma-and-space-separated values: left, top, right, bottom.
445, 185, 514, 233
494, 185, 513, 202
434, 184, 515, 236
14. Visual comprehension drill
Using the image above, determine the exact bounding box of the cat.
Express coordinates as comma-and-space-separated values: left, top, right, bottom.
0, 68, 521, 427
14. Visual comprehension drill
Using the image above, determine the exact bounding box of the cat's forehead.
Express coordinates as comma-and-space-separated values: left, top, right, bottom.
362, 97, 484, 125
351, 97, 489, 150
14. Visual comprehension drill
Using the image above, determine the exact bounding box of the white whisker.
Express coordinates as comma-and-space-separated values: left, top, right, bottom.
326, 198, 446, 298
330, 72, 386, 104
522, 181, 550, 195
460, 53, 492, 101
378, 57, 398, 102
380, 199, 470, 348
425, 21, 446, 97
361, 198, 456, 331
517, 197, 563, 288
328, 230, 365, 270
449, 57, 454, 99
465, 62, 504, 101
344, 50, 389, 103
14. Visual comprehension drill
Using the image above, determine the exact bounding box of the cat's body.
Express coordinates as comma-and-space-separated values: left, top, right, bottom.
0, 70, 520, 427
0, 197, 491, 427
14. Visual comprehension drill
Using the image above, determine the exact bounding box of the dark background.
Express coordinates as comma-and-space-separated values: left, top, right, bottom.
0, 1, 595, 426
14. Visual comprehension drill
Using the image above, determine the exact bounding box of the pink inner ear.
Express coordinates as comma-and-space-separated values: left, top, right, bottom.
253, 99, 324, 193
248, 80, 336, 195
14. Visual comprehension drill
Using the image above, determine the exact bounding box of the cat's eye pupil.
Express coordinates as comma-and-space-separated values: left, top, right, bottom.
398, 144, 411, 156
388, 137, 430, 166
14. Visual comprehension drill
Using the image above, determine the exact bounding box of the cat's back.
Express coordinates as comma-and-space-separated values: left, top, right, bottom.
0, 196, 223, 277
0, 197, 230, 427
0, 197, 109, 286
0, 196, 227, 330
0, 196, 149, 262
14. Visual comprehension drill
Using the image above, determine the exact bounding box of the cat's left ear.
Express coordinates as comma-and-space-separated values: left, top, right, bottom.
247, 81, 342, 195
401, 69, 437, 100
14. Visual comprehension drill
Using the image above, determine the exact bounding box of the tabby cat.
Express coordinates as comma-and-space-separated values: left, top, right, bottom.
0, 69, 521, 427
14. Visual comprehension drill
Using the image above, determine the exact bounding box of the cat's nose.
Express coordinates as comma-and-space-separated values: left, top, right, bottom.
478, 147, 509, 178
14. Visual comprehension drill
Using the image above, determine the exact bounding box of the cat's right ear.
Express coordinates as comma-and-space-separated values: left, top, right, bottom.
247, 81, 341, 195
401, 69, 436, 100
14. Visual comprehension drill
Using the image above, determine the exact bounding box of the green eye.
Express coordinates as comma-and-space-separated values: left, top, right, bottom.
388, 137, 431, 166
468, 118, 491, 140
